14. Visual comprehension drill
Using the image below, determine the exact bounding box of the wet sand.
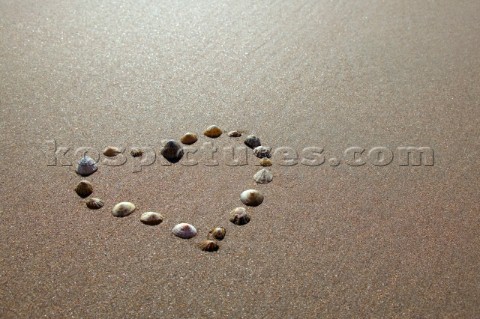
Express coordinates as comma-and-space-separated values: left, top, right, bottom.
1, 0, 479, 318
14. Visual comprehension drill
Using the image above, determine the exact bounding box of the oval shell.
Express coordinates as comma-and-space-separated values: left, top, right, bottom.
198, 240, 219, 252
86, 198, 104, 209
112, 202, 136, 217
229, 207, 251, 225
227, 131, 242, 137
75, 180, 93, 198
180, 132, 198, 145
244, 135, 261, 149
259, 158, 272, 166
103, 146, 122, 157
240, 189, 264, 207
203, 125, 222, 138
140, 212, 164, 225
172, 223, 197, 239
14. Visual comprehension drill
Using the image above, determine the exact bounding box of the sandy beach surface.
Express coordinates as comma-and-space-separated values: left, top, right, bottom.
1, 0, 479, 318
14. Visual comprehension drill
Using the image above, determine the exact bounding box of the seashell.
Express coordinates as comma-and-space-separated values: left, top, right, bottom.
103, 146, 122, 157
253, 168, 273, 184
259, 158, 272, 167
172, 223, 197, 239
130, 147, 143, 157
203, 125, 222, 138
76, 155, 98, 176
198, 240, 219, 252
140, 212, 164, 225
86, 197, 104, 209
160, 140, 184, 163
240, 189, 264, 207
208, 227, 226, 240
112, 202, 136, 217
74, 180, 93, 198
229, 207, 251, 225
227, 131, 242, 137
180, 132, 198, 145
244, 135, 261, 149
253, 146, 272, 158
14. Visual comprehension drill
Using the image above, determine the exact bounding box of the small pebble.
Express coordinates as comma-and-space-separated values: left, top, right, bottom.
75, 180, 93, 198
259, 158, 273, 166
180, 132, 198, 145
253, 146, 272, 158
203, 125, 222, 138
253, 168, 273, 184
161, 140, 184, 163
112, 202, 136, 217
244, 135, 261, 149
208, 227, 226, 240
227, 131, 242, 137
140, 212, 164, 225
240, 189, 264, 207
76, 156, 98, 176
198, 240, 219, 252
229, 207, 251, 225
172, 223, 197, 239
130, 148, 143, 157
103, 146, 122, 157
86, 198, 104, 209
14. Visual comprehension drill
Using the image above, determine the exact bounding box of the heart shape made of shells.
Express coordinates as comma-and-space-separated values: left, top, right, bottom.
74, 125, 273, 252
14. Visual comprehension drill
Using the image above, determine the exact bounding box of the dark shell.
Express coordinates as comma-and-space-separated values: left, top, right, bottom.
75, 180, 93, 198
160, 140, 184, 163
229, 207, 251, 226
244, 135, 261, 149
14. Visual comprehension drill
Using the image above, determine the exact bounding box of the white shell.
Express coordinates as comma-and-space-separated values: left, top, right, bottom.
140, 212, 164, 225
240, 189, 264, 206
76, 156, 98, 176
172, 223, 197, 239
253, 168, 273, 184
112, 202, 136, 217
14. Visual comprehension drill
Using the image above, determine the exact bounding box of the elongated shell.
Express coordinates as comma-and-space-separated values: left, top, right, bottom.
180, 132, 198, 145
76, 156, 98, 176
140, 212, 164, 225
172, 223, 197, 239
203, 125, 222, 138
112, 202, 136, 217
103, 146, 122, 157
86, 198, 104, 209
